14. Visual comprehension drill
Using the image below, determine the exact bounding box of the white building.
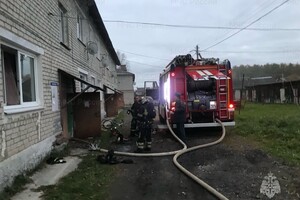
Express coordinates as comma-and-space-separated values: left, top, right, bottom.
117, 66, 135, 107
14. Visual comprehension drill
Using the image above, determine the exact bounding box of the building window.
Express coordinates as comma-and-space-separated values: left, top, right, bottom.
2, 45, 38, 107
59, 3, 69, 46
76, 13, 83, 41
79, 72, 88, 91
91, 76, 95, 86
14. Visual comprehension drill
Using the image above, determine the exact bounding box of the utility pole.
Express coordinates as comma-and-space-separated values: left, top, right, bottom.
239, 74, 245, 114
196, 45, 199, 60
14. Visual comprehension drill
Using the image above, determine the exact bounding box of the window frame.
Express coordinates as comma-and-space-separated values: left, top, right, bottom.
76, 13, 83, 42
91, 75, 96, 86
79, 70, 88, 91
2, 46, 41, 112
59, 3, 69, 46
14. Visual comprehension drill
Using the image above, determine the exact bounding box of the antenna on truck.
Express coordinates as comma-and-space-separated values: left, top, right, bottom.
196, 45, 202, 60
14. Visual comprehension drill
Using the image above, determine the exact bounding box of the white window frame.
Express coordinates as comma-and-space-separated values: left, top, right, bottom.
0, 27, 44, 114
78, 68, 88, 91
2, 47, 41, 113
79, 72, 88, 91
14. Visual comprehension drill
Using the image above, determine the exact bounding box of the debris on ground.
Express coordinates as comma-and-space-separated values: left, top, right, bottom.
46, 157, 66, 165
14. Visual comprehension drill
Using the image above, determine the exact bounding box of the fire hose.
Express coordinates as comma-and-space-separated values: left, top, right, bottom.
76, 109, 229, 199
172, 118, 228, 200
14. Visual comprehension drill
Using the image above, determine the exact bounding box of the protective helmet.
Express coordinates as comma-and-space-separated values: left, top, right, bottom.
146, 96, 153, 103
141, 96, 148, 104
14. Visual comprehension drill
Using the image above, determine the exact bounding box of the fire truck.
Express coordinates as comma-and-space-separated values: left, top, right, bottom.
158, 54, 235, 127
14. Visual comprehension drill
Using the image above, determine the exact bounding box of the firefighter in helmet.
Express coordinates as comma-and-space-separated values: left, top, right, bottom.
127, 96, 141, 137
135, 96, 156, 152
173, 92, 186, 143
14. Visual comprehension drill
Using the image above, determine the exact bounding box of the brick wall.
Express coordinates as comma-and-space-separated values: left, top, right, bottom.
0, 0, 119, 190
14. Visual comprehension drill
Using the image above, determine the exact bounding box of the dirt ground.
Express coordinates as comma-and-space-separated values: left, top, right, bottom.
103, 111, 300, 200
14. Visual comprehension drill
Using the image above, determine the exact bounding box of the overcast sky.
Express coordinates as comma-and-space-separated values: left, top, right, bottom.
96, 0, 300, 87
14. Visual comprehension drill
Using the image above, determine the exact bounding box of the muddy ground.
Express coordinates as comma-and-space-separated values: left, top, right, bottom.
102, 111, 300, 200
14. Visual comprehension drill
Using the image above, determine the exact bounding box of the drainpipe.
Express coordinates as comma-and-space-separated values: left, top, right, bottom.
1, 128, 6, 157
36, 112, 41, 141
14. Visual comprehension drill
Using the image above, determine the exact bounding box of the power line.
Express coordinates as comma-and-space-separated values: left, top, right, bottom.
200, 0, 291, 51
118, 49, 169, 61
203, 49, 300, 54
103, 19, 300, 31
204, 0, 279, 53
127, 60, 162, 68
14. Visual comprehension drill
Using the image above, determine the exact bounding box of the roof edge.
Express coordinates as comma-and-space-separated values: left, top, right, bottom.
88, 0, 120, 65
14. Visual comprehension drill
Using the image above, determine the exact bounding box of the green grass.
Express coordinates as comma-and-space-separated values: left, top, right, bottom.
40, 111, 127, 200
232, 103, 300, 165
40, 154, 115, 200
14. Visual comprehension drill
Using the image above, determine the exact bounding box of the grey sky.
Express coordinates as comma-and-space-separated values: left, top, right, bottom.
96, 0, 300, 87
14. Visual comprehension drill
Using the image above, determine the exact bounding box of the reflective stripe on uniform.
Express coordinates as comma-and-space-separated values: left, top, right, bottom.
136, 141, 144, 149
146, 142, 152, 148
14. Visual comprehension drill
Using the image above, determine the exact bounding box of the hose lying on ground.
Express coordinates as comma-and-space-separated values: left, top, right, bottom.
97, 116, 187, 157
71, 112, 228, 199
173, 119, 229, 200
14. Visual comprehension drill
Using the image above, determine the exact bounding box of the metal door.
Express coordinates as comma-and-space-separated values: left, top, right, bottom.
73, 93, 101, 138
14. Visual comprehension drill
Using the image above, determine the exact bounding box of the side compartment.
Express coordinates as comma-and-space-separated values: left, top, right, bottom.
186, 71, 217, 123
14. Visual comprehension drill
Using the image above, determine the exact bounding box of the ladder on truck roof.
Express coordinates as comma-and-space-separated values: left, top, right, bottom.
217, 65, 228, 119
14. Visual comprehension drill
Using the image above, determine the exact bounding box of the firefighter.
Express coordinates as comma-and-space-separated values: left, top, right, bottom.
135, 96, 156, 152
173, 92, 186, 143
127, 96, 141, 137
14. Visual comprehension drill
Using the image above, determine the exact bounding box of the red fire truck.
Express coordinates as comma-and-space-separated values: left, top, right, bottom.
158, 54, 235, 127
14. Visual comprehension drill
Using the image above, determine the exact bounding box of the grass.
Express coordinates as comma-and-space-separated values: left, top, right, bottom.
231, 103, 300, 165
0, 110, 126, 200
40, 154, 115, 200
40, 111, 127, 199
0, 144, 71, 200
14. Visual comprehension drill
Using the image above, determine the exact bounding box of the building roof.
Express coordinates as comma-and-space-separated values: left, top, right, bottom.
88, 0, 120, 65
245, 79, 300, 88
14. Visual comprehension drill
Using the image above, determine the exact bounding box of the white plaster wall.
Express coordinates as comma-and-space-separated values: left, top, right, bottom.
0, 134, 56, 191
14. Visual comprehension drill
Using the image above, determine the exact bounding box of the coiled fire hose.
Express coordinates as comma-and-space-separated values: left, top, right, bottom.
173, 118, 229, 200
75, 108, 228, 199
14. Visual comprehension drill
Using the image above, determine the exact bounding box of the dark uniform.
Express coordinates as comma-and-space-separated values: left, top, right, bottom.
173, 93, 186, 142
129, 97, 141, 137
136, 97, 156, 152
